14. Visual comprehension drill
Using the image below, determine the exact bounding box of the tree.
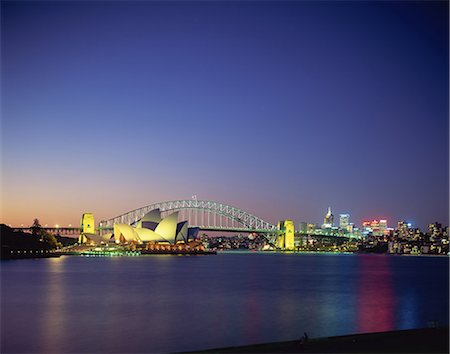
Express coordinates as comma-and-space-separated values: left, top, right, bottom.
41, 230, 60, 249
30, 218, 42, 237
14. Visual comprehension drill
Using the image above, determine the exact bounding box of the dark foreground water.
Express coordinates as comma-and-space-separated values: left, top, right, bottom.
1, 252, 448, 353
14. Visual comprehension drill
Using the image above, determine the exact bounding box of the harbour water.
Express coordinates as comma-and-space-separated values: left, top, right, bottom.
1, 252, 448, 353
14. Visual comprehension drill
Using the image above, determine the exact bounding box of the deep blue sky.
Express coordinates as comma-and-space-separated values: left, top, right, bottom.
2, 1, 448, 229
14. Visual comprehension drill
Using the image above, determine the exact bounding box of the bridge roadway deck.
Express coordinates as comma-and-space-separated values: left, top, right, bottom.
13, 227, 358, 240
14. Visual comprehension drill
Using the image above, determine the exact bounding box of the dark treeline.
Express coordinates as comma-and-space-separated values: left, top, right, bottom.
1, 223, 77, 259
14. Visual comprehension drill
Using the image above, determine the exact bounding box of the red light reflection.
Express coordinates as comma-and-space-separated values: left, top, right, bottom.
357, 255, 394, 333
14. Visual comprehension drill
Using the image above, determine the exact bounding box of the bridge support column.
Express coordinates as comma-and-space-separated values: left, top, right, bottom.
277, 220, 295, 250
81, 213, 95, 234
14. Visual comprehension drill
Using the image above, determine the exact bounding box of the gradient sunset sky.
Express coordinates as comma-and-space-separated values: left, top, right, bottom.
1, 0, 448, 229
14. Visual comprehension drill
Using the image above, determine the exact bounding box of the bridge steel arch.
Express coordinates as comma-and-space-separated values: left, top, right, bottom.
99, 200, 277, 233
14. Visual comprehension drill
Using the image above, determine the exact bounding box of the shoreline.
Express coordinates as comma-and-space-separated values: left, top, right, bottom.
188, 327, 449, 353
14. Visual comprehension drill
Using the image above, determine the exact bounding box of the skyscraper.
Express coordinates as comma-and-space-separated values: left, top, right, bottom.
322, 207, 334, 228
362, 221, 372, 235
339, 214, 350, 229
347, 223, 354, 233
395, 221, 412, 239
379, 219, 388, 235
429, 222, 443, 241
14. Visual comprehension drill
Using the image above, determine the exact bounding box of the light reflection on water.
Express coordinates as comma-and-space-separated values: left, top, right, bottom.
42, 258, 67, 353
1, 253, 448, 353
357, 255, 394, 333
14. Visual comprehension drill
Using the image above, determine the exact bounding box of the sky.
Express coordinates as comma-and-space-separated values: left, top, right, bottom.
1, 0, 448, 230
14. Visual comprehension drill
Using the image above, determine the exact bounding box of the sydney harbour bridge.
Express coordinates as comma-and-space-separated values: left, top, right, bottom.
99, 199, 277, 233
13, 199, 358, 240
13, 199, 276, 236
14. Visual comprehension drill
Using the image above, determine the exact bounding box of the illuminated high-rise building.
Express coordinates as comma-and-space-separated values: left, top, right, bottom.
362, 221, 372, 236
370, 220, 380, 235
429, 222, 443, 241
395, 221, 412, 239
347, 223, 354, 233
379, 219, 388, 235
339, 214, 350, 229
362, 219, 389, 236
322, 207, 334, 228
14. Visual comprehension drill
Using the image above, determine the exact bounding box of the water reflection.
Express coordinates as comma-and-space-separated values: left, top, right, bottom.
357, 255, 394, 333
316, 255, 358, 336
1, 254, 448, 353
397, 293, 419, 329
244, 290, 260, 343
40, 257, 67, 353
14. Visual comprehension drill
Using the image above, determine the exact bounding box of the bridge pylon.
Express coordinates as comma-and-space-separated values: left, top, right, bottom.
276, 220, 295, 250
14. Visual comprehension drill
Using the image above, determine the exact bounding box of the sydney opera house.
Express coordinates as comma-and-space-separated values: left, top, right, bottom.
79, 209, 196, 246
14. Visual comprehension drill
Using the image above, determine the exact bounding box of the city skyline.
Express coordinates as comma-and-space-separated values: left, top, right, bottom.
2, 1, 448, 229
1, 200, 444, 235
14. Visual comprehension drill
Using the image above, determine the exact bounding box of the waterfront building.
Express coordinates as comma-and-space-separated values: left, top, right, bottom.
429, 222, 443, 241
322, 207, 334, 229
395, 221, 411, 239
137, 209, 162, 230
339, 214, 350, 229
114, 210, 188, 244
80, 209, 191, 246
